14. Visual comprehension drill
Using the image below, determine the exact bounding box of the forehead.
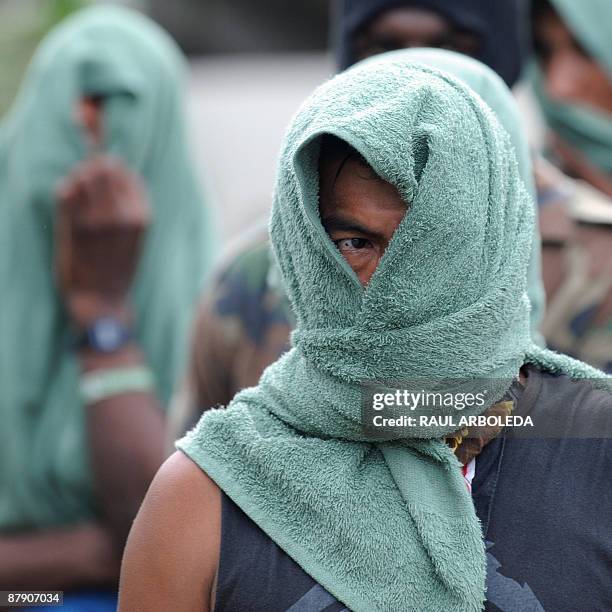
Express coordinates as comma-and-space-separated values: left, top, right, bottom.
364, 7, 452, 38
319, 155, 407, 219
532, 4, 589, 57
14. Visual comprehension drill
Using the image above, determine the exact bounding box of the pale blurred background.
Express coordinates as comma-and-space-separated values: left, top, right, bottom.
0, 0, 334, 243
1, 0, 547, 244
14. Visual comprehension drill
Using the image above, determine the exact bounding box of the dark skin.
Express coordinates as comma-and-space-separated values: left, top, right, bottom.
533, 3, 612, 196
533, 6, 612, 115
118, 144, 527, 611
353, 7, 480, 64
533, 4, 612, 322
0, 97, 165, 590
319, 153, 407, 285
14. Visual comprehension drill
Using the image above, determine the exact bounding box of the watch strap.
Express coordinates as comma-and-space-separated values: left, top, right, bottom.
80, 366, 155, 404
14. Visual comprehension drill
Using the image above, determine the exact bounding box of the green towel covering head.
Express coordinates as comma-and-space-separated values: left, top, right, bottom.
0, 6, 214, 530
532, 0, 612, 174
178, 51, 604, 611
367, 48, 545, 343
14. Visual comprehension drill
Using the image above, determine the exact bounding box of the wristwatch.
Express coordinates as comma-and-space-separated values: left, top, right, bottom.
76, 316, 134, 353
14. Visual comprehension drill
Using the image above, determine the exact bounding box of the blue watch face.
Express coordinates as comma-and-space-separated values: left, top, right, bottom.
89, 317, 130, 352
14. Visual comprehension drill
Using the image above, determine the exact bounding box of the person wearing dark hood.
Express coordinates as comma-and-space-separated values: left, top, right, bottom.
530, 0, 612, 372
120, 52, 611, 612
168, 0, 546, 442
0, 6, 215, 606
334, 0, 526, 87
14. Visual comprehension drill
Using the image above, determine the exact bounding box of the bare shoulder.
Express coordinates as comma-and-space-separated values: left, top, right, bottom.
118, 451, 221, 612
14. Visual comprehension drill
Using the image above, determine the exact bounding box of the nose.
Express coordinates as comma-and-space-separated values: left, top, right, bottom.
544, 51, 586, 103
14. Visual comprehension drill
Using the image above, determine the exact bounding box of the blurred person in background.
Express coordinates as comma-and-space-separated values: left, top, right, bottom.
335, 0, 525, 86
0, 5, 214, 608
169, 0, 545, 440
531, 0, 612, 372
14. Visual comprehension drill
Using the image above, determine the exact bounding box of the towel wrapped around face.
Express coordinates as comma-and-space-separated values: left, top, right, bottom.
179, 51, 605, 612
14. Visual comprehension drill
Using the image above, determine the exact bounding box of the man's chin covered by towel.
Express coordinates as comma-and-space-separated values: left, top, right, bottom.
118, 52, 612, 612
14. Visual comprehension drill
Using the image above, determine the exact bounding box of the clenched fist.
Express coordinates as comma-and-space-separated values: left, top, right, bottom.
55, 155, 151, 329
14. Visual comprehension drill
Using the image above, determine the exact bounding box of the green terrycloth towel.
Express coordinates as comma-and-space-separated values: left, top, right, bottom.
373, 48, 545, 344
0, 6, 215, 530
533, 0, 612, 174
178, 51, 605, 611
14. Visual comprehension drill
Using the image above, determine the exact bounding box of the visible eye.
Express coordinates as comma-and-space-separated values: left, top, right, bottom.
370, 37, 401, 54
447, 33, 481, 57
355, 37, 401, 60
533, 39, 550, 62
335, 237, 371, 252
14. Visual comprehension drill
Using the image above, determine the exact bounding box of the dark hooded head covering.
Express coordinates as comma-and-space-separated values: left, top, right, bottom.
334, 0, 528, 87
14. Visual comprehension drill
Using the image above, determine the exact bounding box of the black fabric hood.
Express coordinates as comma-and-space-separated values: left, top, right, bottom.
333, 0, 527, 87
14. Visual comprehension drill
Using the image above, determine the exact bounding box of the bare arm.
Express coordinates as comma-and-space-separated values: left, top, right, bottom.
118, 452, 221, 612
1, 113, 168, 592
82, 343, 166, 546
56, 157, 166, 548
0, 523, 118, 590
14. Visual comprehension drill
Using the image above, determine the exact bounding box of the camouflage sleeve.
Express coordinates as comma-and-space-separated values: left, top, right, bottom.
535, 159, 612, 372
166, 286, 237, 445
168, 239, 294, 441
189, 291, 238, 414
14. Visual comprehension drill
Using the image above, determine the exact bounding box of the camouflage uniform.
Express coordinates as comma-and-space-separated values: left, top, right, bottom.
536, 158, 612, 373
169, 232, 294, 438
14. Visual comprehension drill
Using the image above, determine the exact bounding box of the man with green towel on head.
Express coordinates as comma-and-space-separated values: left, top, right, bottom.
169, 0, 546, 441
0, 5, 214, 605
120, 52, 612, 612
531, 0, 612, 371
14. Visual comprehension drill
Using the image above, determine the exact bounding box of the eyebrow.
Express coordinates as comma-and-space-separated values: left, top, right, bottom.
321, 214, 386, 242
